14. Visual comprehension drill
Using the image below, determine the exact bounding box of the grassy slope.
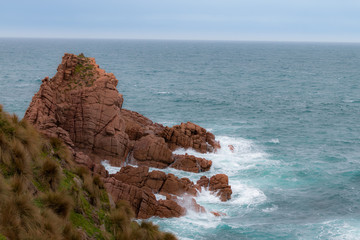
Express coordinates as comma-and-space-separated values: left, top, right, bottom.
0, 105, 176, 240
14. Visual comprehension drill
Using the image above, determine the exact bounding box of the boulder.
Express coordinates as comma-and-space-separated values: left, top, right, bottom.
161, 122, 220, 153
171, 153, 212, 173
131, 135, 173, 168
209, 174, 232, 201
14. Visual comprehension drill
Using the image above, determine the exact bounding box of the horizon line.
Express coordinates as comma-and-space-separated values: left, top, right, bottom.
1, 36, 360, 45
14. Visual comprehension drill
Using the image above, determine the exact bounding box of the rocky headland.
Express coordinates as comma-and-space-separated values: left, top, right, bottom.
25, 53, 232, 219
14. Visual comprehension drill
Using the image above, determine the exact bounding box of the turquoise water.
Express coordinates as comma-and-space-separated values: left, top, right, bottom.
1, 39, 360, 239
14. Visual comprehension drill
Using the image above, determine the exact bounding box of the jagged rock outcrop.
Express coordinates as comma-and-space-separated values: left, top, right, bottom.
25, 53, 231, 219
131, 135, 173, 168
196, 174, 232, 202
162, 122, 220, 153
104, 165, 217, 218
171, 153, 212, 173
25, 53, 130, 163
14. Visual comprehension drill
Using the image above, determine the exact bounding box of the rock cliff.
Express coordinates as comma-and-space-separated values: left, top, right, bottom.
25, 53, 231, 218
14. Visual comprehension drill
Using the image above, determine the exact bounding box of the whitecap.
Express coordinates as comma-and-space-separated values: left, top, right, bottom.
173, 136, 276, 177
315, 219, 360, 240
269, 138, 280, 144
262, 204, 278, 213
229, 180, 267, 206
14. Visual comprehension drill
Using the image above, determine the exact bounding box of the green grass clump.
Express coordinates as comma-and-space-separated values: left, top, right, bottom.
70, 211, 105, 239
0, 233, 7, 240
67, 53, 96, 90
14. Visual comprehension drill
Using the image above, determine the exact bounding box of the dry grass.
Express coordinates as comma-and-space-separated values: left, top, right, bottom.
39, 158, 61, 190
10, 175, 28, 195
10, 139, 31, 177
62, 222, 82, 240
0, 194, 42, 240
0, 108, 177, 240
0, 174, 8, 198
50, 137, 73, 164
42, 191, 73, 219
109, 200, 134, 238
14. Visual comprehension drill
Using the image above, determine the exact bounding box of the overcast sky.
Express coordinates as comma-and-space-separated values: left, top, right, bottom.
1, 0, 360, 42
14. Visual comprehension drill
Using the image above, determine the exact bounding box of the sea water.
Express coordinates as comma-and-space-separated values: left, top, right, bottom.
1, 38, 360, 239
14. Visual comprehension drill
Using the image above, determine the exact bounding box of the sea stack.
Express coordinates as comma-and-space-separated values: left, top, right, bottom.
25, 53, 232, 218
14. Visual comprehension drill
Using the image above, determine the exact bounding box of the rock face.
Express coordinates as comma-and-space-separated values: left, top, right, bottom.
162, 122, 220, 153
171, 154, 212, 173
25, 54, 130, 162
103, 165, 215, 218
25, 53, 232, 219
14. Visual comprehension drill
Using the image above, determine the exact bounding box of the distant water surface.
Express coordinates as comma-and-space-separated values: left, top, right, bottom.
1, 38, 360, 239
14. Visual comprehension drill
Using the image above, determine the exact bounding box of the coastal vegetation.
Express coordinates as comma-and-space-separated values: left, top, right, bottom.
0, 105, 176, 240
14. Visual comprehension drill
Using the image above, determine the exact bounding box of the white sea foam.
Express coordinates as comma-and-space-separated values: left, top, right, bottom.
101, 160, 121, 174
173, 136, 275, 177
315, 219, 360, 240
154, 194, 166, 201
269, 138, 280, 143
262, 205, 278, 213
195, 181, 266, 211
228, 180, 267, 206
195, 187, 222, 205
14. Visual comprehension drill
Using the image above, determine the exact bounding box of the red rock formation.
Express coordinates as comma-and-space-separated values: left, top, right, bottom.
161, 122, 220, 153
171, 153, 212, 173
120, 109, 164, 141
25, 53, 232, 219
103, 177, 185, 219
106, 165, 209, 218
195, 175, 232, 202
131, 135, 173, 168
209, 174, 233, 202
25, 54, 130, 164
111, 165, 197, 196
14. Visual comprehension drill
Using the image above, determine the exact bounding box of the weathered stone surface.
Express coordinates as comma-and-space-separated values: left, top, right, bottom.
156, 200, 186, 218
160, 174, 197, 196
112, 165, 149, 188
131, 135, 173, 168
161, 122, 220, 153
209, 174, 232, 202
120, 109, 164, 141
144, 170, 167, 193
111, 165, 197, 196
196, 176, 210, 189
171, 153, 212, 173
103, 176, 187, 219
25, 53, 130, 165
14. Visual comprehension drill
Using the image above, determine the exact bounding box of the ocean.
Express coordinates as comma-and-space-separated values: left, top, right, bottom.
1, 38, 360, 239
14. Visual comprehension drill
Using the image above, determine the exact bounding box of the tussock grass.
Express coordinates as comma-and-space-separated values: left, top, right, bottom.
39, 158, 61, 190
10, 139, 31, 177
40, 209, 63, 239
50, 137, 72, 164
0, 108, 178, 240
62, 222, 82, 240
10, 175, 28, 195
0, 174, 8, 198
42, 191, 73, 219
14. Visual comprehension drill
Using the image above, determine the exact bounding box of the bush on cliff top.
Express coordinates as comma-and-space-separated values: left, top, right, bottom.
0, 105, 177, 240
